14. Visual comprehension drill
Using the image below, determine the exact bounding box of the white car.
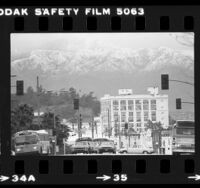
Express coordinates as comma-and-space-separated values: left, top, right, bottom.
119, 145, 154, 154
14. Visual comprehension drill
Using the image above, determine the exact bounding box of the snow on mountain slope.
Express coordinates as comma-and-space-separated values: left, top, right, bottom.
11, 46, 194, 75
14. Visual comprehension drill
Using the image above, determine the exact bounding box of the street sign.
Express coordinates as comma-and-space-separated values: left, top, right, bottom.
118, 89, 133, 95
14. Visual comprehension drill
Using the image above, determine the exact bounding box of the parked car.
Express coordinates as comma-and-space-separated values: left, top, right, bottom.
88, 141, 100, 154
74, 137, 97, 153
119, 145, 154, 154
75, 137, 93, 142
93, 138, 110, 144
98, 141, 116, 154
71, 141, 91, 154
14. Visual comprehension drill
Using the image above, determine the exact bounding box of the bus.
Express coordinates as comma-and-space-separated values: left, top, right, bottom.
172, 120, 195, 155
31, 130, 51, 155
14, 130, 42, 155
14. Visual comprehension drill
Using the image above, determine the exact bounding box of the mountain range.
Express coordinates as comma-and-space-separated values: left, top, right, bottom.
11, 45, 194, 118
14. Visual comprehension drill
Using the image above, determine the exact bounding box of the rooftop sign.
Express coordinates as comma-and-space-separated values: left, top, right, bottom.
118, 89, 133, 95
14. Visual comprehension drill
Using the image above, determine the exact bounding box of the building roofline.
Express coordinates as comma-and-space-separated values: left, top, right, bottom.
100, 94, 168, 100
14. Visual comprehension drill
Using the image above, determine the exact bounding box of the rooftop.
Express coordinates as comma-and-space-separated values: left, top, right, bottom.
101, 94, 168, 100
101, 88, 168, 100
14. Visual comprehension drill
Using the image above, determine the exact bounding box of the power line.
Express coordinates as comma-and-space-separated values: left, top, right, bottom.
169, 79, 194, 86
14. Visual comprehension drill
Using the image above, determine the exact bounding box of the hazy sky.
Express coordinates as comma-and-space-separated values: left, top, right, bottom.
11, 33, 193, 55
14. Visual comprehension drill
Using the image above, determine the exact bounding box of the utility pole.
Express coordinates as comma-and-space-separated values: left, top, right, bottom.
107, 108, 110, 138
91, 117, 94, 139
73, 98, 81, 138
36, 76, 41, 127
95, 121, 98, 135
53, 110, 57, 155
119, 121, 121, 149
91, 109, 94, 139
78, 110, 82, 138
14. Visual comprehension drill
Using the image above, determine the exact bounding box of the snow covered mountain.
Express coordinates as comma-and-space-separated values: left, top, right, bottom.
11, 46, 194, 114
11, 46, 193, 75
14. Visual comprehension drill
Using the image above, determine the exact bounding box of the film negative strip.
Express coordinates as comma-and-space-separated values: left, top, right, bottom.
0, 1, 200, 185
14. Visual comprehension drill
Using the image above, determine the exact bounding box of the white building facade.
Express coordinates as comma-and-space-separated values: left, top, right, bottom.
100, 89, 169, 140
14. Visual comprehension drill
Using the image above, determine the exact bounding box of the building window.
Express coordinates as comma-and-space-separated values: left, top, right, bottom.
136, 111, 141, 122
151, 99, 156, 110
121, 123, 126, 130
128, 112, 134, 122
129, 123, 134, 128
101, 101, 110, 112
151, 111, 156, 121
128, 100, 134, 110
135, 100, 142, 110
136, 123, 141, 127
114, 112, 119, 122
120, 100, 126, 111
143, 100, 149, 110
144, 111, 149, 122
113, 100, 119, 110
113, 100, 119, 106
121, 112, 126, 122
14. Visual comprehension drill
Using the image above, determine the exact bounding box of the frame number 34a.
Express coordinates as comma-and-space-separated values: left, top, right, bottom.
12, 175, 36, 183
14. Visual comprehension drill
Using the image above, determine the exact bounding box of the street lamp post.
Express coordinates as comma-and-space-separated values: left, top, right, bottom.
52, 109, 57, 156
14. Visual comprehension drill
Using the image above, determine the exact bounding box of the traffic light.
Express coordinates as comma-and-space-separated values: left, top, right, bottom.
125, 122, 128, 129
176, 98, 182, 109
73, 98, 79, 110
16, 80, 24, 95
161, 74, 169, 90
79, 114, 82, 128
53, 129, 56, 136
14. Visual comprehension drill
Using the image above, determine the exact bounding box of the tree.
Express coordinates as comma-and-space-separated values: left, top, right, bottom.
41, 112, 60, 130
41, 112, 70, 146
24, 86, 38, 109
54, 124, 71, 146
80, 92, 100, 116
11, 104, 34, 135
145, 120, 163, 131
69, 87, 78, 99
